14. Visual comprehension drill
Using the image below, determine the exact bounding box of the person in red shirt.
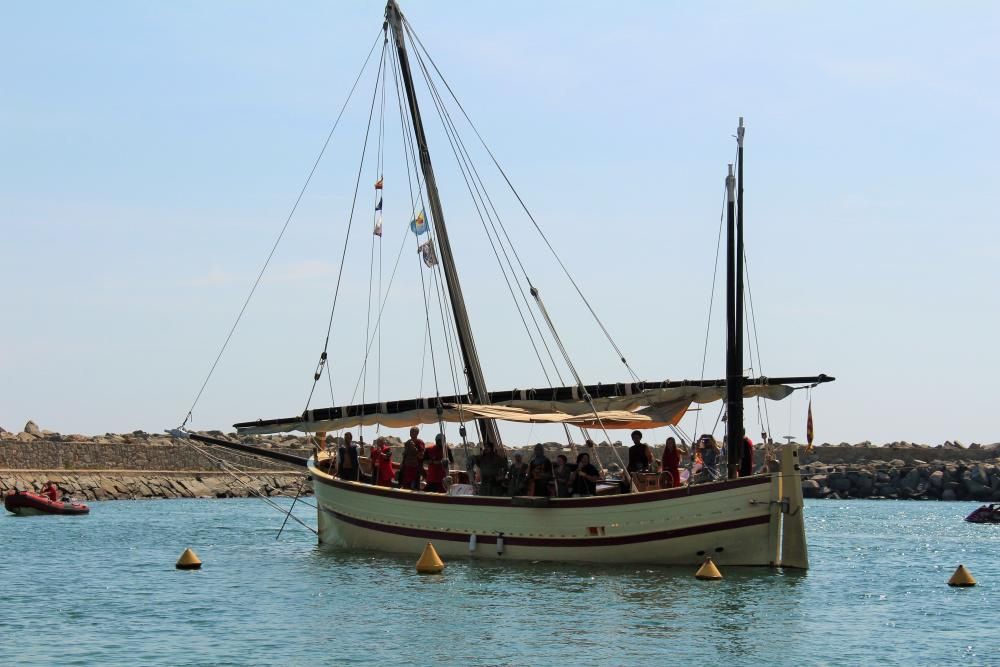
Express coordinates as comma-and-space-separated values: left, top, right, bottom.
400, 427, 425, 490
371, 437, 396, 487
43, 480, 60, 503
661, 437, 681, 488
423, 433, 451, 493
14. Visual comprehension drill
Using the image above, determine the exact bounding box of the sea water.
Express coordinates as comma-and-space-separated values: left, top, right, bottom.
2, 498, 997, 666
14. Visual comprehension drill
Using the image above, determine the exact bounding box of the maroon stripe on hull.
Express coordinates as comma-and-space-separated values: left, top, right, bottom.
327, 510, 770, 548
312, 469, 769, 508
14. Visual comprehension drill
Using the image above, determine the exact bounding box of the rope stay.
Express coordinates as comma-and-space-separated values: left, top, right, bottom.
402, 21, 618, 461
361, 34, 391, 444
408, 34, 569, 392
183, 439, 317, 536
305, 40, 388, 412
401, 17, 641, 384
177, 32, 384, 430
690, 164, 732, 442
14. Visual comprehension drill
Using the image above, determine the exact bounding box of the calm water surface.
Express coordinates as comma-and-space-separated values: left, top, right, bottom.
3, 498, 997, 666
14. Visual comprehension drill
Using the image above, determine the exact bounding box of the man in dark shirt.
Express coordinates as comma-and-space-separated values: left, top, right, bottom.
337, 432, 360, 481
627, 430, 653, 474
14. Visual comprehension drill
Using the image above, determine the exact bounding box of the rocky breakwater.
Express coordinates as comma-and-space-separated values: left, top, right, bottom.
0, 421, 311, 501
800, 441, 1000, 501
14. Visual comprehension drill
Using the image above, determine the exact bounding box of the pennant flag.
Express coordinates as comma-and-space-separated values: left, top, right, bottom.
806, 399, 814, 452
374, 177, 383, 190
418, 240, 438, 267
373, 212, 383, 237
375, 197, 382, 211
409, 210, 428, 236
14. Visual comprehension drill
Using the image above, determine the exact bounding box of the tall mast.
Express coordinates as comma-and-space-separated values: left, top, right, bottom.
725, 159, 741, 481
730, 118, 747, 478
385, 0, 502, 450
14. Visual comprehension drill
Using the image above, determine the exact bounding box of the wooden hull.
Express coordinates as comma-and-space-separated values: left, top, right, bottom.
310, 446, 809, 567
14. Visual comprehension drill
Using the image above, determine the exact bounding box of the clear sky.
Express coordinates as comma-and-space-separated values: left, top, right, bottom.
2, 1, 998, 446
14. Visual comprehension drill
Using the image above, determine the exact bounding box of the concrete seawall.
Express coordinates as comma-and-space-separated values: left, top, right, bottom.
0, 430, 311, 501
0, 470, 309, 501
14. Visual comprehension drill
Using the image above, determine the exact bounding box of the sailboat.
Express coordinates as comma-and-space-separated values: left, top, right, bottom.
179, 0, 833, 567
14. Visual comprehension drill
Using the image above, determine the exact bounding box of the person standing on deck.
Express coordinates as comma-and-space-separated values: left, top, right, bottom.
527, 443, 554, 497
661, 437, 681, 488
423, 433, 450, 493
627, 430, 653, 474
337, 432, 360, 481
699, 434, 721, 480
471, 441, 507, 496
400, 427, 426, 490
371, 437, 396, 487
507, 453, 529, 496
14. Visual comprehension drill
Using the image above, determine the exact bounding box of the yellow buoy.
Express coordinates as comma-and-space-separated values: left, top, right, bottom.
948, 564, 976, 587
695, 557, 723, 580
415, 542, 445, 574
176, 548, 202, 570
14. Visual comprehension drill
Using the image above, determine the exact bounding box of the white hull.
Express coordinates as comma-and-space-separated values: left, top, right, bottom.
310, 446, 808, 567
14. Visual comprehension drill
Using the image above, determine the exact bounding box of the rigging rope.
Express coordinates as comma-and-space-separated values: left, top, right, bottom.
182, 439, 317, 535
361, 46, 390, 444
744, 250, 772, 441
305, 41, 388, 412
402, 18, 641, 384
411, 41, 569, 391
406, 26, 588, 457
177, 32, 384, 430
530, 287, 634, 488
690, 146, 738, 442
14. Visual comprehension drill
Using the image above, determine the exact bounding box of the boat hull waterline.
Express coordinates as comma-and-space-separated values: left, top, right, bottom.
310, 445, 808, 567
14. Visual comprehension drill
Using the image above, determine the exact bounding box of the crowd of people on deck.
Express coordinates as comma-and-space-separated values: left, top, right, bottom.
319, 426, 770, 498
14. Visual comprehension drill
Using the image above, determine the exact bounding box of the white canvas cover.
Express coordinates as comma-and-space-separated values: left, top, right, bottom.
234, 384, 794, 434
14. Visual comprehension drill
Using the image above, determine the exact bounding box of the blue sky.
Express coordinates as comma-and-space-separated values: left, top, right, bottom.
2, 1, 997, 445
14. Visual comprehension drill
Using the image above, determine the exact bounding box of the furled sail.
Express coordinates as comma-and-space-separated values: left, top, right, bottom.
233, 382, 803, 434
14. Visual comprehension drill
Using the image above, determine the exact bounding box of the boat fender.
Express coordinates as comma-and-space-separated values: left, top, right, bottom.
468, 534, 477, 552
496, 533, 504, 556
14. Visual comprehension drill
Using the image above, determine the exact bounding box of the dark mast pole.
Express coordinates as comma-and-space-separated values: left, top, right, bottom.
384, 0, 502, 450
725, 160, 740, 480
731, 118, 747, 477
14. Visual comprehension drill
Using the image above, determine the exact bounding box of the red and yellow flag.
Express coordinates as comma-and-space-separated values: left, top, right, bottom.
374, 177, 383, 190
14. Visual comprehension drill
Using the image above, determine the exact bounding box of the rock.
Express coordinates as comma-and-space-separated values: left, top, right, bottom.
801, 479, 822, 498
898, 468, 921, 491
928, 470, 945, 488
855, 471, 875, 496
15, 431, 37, 442
942, 489, 957, 501
24, 421, 42, 437
970, 464, 990, 485
830, 476, 852, 493
969, 443, 982, 449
